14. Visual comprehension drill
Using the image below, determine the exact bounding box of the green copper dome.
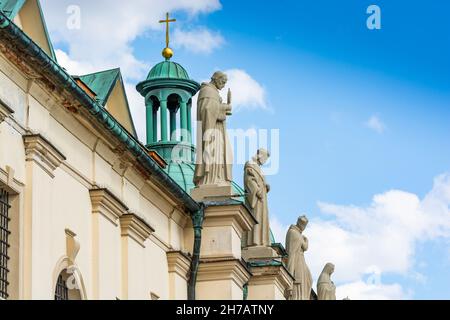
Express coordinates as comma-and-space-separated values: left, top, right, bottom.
165, 161, 245, 201
147, 61, 190, 80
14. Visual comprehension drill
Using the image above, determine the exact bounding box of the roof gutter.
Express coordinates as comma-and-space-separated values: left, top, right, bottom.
0, 11, 200, 213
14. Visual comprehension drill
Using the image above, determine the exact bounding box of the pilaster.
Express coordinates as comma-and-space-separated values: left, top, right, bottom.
167, 251, 191, 300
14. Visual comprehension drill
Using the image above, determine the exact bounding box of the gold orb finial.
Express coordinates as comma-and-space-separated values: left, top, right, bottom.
162, 47, 174, 60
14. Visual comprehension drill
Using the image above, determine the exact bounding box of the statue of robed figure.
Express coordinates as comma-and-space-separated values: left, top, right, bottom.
194, 71, 233, 187
317, 263, 336, 300
285, 215, 313, 300
245, 149, 271, 247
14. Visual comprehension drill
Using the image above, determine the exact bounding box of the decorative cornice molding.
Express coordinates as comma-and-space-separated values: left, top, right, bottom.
120, 213, 155, 246
23, 134, 66, 178
0, 97, 14, 123
167, 251, 192, 280
247, 263, 294, 295
89, 188, 128, 225
197, 258, 251, 287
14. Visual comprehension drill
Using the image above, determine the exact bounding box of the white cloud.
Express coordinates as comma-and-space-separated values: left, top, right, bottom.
41, 0, 222, 81
269, 216, 290, 244
365, 115, 386, 134
270, 173, 450, 299
173, 28, 225, 54
55, 49, 96, 75
41, 0, 223, 141
336, 281, 409, 300
219, 69, 268, 111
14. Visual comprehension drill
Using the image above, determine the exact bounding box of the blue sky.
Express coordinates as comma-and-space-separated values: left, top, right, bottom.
41, 0, 450, 299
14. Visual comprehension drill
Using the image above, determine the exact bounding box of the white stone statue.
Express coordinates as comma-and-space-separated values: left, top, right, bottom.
194, 71, 233, 187
285, 215, 313, 300
317, 263, 336, 300
245, 149, 271, 247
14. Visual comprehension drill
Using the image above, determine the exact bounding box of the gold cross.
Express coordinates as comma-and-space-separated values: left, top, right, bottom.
159, 12, 176, 48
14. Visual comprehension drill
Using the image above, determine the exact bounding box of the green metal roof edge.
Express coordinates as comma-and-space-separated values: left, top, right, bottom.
78, 68, 138, 139
136, 77, 201, 97
247, 259, 283, 268
0, 11, 200, 213
78, 68, 120, 106
0, 0, 26, 20
0, 0, 56, 61
116, 71, 138, 138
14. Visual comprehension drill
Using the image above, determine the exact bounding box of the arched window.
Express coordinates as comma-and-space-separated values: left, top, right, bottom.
54, 268, 82, 300
54, 274, 68, 300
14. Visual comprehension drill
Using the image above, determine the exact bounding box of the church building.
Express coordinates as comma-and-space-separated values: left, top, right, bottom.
0, 0, 294, 300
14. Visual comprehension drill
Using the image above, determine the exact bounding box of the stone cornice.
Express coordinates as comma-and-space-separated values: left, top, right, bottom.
247, 263, 294, 296
0, 97, 14, 123
23, 134, 66, 178
198, 258, 252, 287
89, 188, 128, 225
120, 213, 155, 246
167, 251, 192, 280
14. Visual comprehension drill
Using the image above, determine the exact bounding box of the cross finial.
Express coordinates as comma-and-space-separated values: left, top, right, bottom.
159, 12, 176, 60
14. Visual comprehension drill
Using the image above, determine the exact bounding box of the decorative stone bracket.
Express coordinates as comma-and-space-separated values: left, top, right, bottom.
89, 188, 128, 226
167, 251, 192, 281
120, 213, 155, 247
23, 134, 66, 178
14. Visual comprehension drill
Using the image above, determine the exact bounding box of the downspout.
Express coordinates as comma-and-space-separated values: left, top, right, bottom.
187, 205, 204, 300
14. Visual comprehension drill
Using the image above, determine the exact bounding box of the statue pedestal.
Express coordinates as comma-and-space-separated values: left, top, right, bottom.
194, 200, 256, 300
246, 262, 293, 300
190, 184, 234, 202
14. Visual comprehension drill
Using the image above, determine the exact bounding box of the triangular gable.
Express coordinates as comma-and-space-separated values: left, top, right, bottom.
78, 69, 138, 138
78, 68, 120, 107
1, 0, 56, 60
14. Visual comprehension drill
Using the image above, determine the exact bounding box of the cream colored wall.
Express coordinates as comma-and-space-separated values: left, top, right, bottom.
0, 50, 192, 300
197, 280, 242, 300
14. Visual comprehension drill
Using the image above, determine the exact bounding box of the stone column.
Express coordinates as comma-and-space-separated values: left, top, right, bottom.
89, 188, 128, 300
180, 101, 188, 142
187, 103, 192, 143
152, 106, 158, 142
119, 213, 154, 300
167, 251, 191, 300
170, 109, 177, 141
22, 134, 66, 299
145, 100, 154, 145
160, 100, 168, 142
